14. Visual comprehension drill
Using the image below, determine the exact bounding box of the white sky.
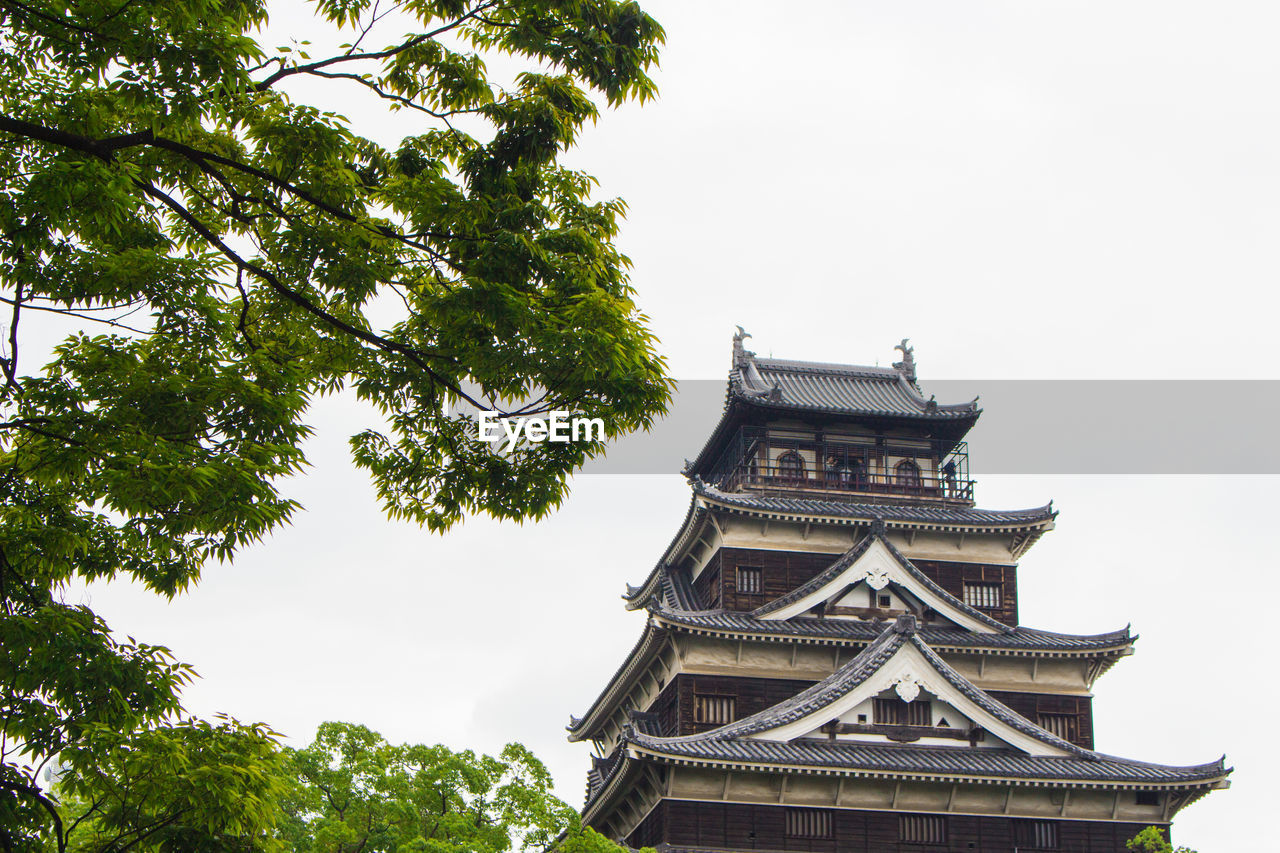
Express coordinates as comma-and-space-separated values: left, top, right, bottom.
74, 2, 1280, 850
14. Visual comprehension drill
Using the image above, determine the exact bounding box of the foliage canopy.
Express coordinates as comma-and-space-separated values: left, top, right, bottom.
278, 721, 638, 853
0, 0, 668, 848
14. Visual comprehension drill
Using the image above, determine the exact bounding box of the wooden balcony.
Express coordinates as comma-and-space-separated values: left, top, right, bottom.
708, 427, 975, 504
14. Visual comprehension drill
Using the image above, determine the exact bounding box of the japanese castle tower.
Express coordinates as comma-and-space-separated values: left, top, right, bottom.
570, 332, 1229, 852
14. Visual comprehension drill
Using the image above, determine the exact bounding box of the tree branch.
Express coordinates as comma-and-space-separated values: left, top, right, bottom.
0, 778, 65, 853
253, 1, 501, 90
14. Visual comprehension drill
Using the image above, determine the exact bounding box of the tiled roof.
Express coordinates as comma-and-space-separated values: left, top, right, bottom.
653, 607, 1134, 652
695, 481, 1056, 528
624, 484, 1057, 612
568, 608, 1133, 743
644, 615, 1087, 756
626, 736, 1228, 785
566, 622, 669, 739
616, 617, 1227, 789
734, 355, 979, 420
751, 532, 1011, 632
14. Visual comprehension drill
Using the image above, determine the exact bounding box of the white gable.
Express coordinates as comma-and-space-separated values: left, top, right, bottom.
745, 640, 1070, 758
758, 537, 1001, 634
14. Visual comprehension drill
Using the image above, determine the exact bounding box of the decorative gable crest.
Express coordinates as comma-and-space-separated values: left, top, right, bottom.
892, 672, 924, 703
864, 564, 891, 591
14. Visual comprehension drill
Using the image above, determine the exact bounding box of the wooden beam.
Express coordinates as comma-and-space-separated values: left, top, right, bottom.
1060, 788, 1071, 816
707, 512, 724, 538
721, 771, 733, 800
835, 777, 845, 807
736, 640, 744, 664
802, 521, 811, 540
1112, 790, 1121, 819
890, 780, 901, 809
779, 776, 789, 804
947, 783, 957, 812
643, 765, 665, 800
1003, 786, 1014, 814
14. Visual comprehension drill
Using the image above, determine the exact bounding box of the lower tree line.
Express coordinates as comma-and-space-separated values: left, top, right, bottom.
20, 715, 1194, 852
32, 720, 638, 853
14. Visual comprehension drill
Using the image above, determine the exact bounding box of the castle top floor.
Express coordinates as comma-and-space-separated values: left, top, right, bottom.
685, 332, 982, 507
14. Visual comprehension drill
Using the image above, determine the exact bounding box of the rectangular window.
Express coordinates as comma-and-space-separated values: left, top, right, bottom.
693, 694, 735, 725
963, 581, 1002, 610
899, 814, 946, 844
1038, 712, 1078, 743
1135, 791, 1161, 806
736, 566, 762, 594
873, 698, 931, 727
785, 809, 832, 839
1013, 820, 1059, 849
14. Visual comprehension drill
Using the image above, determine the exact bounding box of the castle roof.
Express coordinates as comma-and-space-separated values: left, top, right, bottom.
686, 334, 980, 477
734, 356, 978, 420
583, 618, 1227, 812
623, 482, 1057, 612
567, 593, 1134, 743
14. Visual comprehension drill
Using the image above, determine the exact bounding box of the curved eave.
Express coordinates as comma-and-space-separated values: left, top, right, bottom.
621, 744, 1231, 792
697, 487, 1055, 532
582, 749, 645, 822
731, 389, 982, 424
623, 495, 706, 611
567, 618, 669, 743
651, 609, 1137, 659
693, 489, 1055, 562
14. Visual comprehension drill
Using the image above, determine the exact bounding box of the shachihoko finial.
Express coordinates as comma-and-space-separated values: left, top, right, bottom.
733, 325, 755, 366
892, 338, 917, 384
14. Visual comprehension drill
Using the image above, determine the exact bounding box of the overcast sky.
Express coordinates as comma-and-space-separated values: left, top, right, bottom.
73, 2, 1280, 850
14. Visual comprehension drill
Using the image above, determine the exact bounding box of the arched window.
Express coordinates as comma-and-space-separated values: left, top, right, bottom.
777, 451, 805, 482
895, 459, 921, 490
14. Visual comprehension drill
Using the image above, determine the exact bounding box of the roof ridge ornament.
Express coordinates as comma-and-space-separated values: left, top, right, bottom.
893, 338, 917, 384
893, 613, 918, 634
733, 325, 755, 368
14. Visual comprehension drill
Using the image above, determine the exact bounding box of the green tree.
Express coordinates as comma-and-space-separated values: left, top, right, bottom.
278, 721, 643, 853
0, 0, 668, 848
56, 717, 287, 853
1127, 826, 1198, 853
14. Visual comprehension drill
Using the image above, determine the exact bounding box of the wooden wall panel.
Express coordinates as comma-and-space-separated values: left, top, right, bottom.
911, 558, 1019, 626
645, 800, 1158, 852
692, 550, 724, 609
988, 690, 1095, 749
717, 547, 838, 612
646, 674, 816, 735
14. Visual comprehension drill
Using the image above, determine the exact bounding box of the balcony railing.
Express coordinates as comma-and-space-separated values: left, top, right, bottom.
708, 427, 975, 503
